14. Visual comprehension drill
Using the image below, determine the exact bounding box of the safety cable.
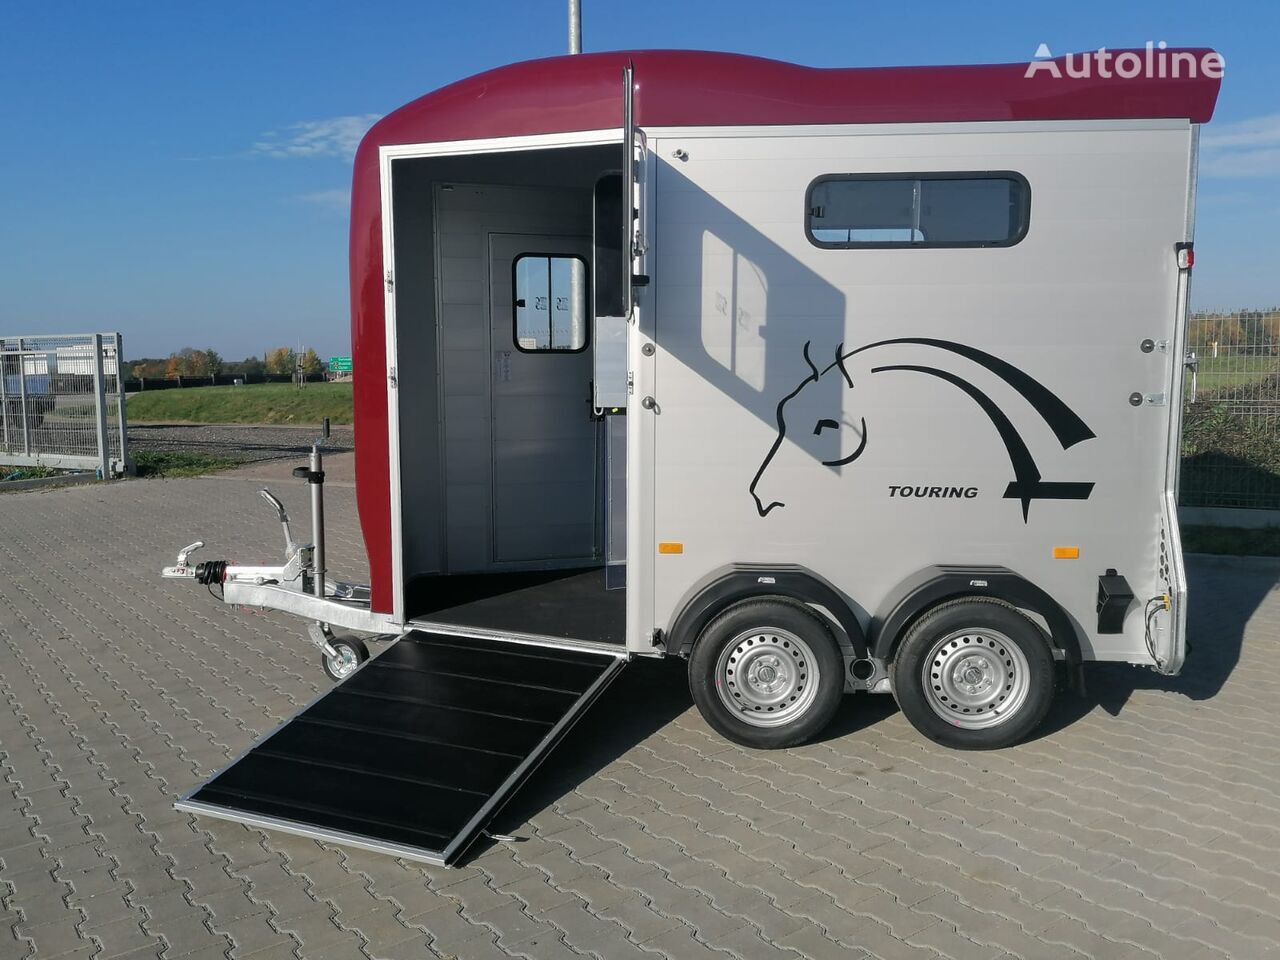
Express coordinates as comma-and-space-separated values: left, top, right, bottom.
1143, 596, 1167, 670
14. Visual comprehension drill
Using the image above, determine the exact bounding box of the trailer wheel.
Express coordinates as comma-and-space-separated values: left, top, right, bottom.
891, 598, 1054, 749
689, 599, 844, 749
322, 637, 369, 682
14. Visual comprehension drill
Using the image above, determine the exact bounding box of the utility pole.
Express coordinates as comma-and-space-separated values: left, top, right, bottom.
568, 0, 581, 54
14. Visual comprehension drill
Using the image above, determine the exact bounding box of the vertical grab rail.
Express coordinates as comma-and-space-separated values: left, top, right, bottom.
621, 62, 634, 322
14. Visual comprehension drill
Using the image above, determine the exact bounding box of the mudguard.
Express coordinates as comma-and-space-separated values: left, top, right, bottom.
668, 564, 868, 659
871, 565, 1084, 670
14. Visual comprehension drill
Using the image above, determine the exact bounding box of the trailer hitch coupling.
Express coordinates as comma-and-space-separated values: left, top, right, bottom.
161, 541, 205, 579
156, 416, 387, 680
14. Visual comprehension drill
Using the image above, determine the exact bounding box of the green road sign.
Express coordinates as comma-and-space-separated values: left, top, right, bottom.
328, 356, 353, 373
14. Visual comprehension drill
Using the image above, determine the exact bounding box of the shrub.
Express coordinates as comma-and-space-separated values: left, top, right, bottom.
1181, 401, 1280, 510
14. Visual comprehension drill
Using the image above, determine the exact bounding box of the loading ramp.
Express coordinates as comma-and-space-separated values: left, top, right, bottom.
177, 631, 628, 865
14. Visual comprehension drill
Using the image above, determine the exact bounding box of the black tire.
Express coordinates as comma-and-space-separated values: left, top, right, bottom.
322, 636, 369, 682
891, 598, 1054, 750
689, 599, 845, 749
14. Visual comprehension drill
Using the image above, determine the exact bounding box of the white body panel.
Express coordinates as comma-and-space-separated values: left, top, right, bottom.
644, 121, 1193, 664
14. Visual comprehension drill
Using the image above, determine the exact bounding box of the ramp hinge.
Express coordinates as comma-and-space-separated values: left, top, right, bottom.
385, 270, 394, 292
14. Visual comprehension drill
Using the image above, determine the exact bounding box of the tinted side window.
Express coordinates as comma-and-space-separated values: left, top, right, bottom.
807, 173, 1029, 248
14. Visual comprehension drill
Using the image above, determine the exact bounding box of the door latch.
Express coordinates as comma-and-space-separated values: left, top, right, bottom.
1129, 392, 1166, 407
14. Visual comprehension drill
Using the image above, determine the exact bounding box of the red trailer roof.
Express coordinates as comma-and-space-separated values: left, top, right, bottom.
350, 49, 1222, 612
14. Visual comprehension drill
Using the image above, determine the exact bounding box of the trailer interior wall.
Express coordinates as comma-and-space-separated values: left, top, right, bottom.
387, 145, 619, 621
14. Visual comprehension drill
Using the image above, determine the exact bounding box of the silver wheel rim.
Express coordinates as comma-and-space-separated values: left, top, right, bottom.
327, 647, 359, 679
715, 628, 820, 728
922, 628, 1030, 729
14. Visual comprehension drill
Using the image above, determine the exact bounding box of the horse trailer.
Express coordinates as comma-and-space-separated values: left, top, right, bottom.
164, 48, 1220, 864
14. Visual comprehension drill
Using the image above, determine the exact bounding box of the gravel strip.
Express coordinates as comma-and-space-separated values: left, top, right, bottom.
128, 422, 355, 463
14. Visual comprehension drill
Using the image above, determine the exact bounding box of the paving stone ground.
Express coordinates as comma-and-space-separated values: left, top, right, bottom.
2, 467, 1279, 959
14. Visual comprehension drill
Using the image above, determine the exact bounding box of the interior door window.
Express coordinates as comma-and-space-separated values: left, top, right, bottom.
513, 254, 589, 352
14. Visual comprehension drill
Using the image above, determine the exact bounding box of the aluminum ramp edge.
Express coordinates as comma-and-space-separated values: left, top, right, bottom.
174, 797, 452, 866
443, 651, 627, 864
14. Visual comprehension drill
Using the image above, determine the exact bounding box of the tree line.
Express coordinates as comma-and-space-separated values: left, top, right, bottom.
130, 347, 327, 380
1189, 309, 1280, 355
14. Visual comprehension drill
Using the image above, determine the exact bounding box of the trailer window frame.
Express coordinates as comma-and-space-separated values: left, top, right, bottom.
805, 171, 1031, 250
511, 252, 592, 354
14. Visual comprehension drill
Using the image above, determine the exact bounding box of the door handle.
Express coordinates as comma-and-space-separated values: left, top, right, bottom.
641, 396, 658, 411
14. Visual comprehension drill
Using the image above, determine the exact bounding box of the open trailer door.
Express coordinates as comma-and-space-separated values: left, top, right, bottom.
176, 632, 627, 865
594, 62, 647, 597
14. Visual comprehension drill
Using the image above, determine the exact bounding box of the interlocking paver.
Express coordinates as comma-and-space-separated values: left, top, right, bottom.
2, 469, 1279, 959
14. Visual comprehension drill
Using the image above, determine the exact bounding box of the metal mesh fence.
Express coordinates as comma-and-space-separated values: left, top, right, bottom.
1182, 309, 1280, 510
0, 333, 129, 476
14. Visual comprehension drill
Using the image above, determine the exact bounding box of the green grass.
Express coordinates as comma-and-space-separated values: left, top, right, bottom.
1, 465, 60, 481
132, 451, 241, 478
1190, 354, 1280, 394
127, 382, 353, 425
1182, 524, 1280, 557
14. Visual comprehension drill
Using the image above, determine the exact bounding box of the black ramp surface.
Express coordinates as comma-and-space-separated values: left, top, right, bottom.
177, 632, 627, 865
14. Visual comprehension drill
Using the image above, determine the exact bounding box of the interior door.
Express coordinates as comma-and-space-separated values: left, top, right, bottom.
488, 233, 597, 564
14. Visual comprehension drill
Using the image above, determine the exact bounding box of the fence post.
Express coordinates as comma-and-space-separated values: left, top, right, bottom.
17, 336, 30, 457
114, 333, 130, 474
91, 333, 111, 478
0, 339, 9, 450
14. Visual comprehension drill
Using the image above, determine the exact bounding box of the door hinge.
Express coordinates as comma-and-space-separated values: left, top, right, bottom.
632, 233, 648, 258
388, 366, 398, 389
385, 270, 394, 292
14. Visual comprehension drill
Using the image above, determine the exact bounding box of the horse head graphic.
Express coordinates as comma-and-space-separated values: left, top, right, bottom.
748, 337, 1097, 521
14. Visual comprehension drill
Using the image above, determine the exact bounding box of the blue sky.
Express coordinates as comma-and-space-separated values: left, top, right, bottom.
1, 1, 1276, 359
